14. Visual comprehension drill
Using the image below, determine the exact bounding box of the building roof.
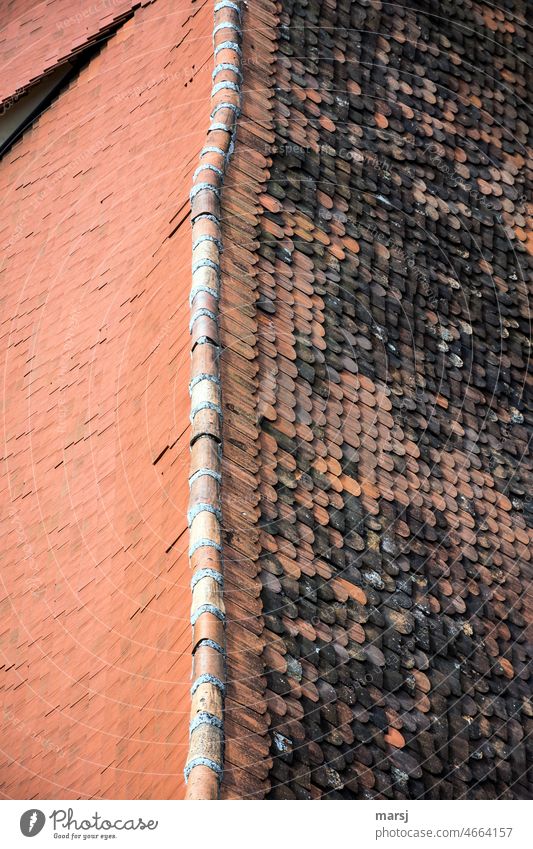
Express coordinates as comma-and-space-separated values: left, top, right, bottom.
0, 0, 531, 802
0, 0, 213, 799
214, 0, 532, 799
0, 0, 154, 110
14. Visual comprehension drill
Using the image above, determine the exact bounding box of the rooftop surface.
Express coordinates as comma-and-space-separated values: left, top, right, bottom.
0, 0, 531, 801
217, 0, 532, 799
0, 0, 213, 799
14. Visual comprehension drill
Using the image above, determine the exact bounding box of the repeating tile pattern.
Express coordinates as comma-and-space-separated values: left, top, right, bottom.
1, 0, 213, 799
220, 0, 532, 799
217, 0, 279, 799
0, 0, 152, 109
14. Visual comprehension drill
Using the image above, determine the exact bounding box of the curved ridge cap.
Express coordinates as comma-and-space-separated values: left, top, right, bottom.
184, 0, 244, 801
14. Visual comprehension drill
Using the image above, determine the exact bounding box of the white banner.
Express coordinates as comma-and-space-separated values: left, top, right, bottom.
0, 799, 529, 848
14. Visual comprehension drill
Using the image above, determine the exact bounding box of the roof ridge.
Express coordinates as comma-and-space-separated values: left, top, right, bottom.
184, 0, 245, 800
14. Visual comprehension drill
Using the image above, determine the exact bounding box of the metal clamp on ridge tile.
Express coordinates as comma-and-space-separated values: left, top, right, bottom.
189, 374, 221, 393
190, 673, 225, 697
192, 234, 224, 252
188, 538, 222, 558
187, 503, 222, 526
189, 307, 218, 332
214, 41, 242, 57
189, 284, 219, 305
188, 468, 222, 488
184, 757, 223, 784
190, 568, 224, 589
193, 163, 224, 181
212, 63, 242, 81
211, 81, 241, 99
192, 258, 220, 276
207, 120, 235, 134
190, 400, 223, 421
214, 1, 241, 16
185, 0, 245, 800
189, 182, 221, 202
213, 21, 241, 40
211, 101, 241, 119
190, 603, 225, 626
189, 712, 224, 735
191, 212, 219, 225
194, 638, 225, 655
200, 145, 227, 159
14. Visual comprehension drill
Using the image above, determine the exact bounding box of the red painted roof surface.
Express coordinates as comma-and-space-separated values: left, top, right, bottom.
0, 0, 150, 108
0, 0, 212, 799
2, 0, 531, 803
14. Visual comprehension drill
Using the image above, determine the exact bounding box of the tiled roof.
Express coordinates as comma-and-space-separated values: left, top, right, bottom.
1, 0, 213, 799
1, 0, 531, 802
218, 0, 532, 799
0, 0, 153, 109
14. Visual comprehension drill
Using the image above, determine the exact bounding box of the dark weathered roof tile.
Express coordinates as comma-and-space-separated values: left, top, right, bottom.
219, 0, 532, 800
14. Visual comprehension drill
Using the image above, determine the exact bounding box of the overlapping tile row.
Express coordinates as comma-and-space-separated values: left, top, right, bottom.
0, 0, 213, 799
216, 0, 280, 799
184, 0, 246, 799
220, 0, 532, 798
0, 0, 152, 110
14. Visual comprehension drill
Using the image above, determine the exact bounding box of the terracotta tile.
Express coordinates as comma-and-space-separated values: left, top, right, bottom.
217, 0, 532, 803
0, 0, 213, 800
